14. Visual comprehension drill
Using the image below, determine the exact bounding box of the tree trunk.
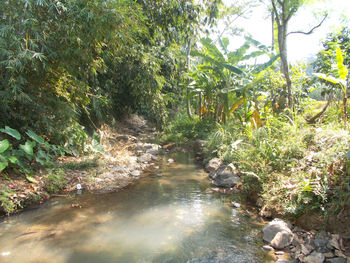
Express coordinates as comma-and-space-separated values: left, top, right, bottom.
278, 23, 293, 110
271, 10, 275, 50
186, 37, 192, 119
198, 92, 202, 119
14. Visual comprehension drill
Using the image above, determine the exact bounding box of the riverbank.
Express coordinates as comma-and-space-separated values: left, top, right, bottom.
0, 115, 162, 216
157, 112, 350, 262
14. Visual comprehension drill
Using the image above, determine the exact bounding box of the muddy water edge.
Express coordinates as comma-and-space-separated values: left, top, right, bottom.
0, 151, 276, 263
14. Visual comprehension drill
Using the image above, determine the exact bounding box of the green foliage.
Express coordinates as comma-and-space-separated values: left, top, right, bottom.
160, 113, 215, 144
45, 169, 66, 194
203, 114, 349, 217
0, 126, 63, 173
0, 185, 16, 214
189, 36, 277, 123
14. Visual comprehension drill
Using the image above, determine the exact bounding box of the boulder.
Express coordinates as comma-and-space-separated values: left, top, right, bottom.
205, 158, 222, 172
210, 164, 240, 188
262, 219, 294, 249
303, 252, 325, 263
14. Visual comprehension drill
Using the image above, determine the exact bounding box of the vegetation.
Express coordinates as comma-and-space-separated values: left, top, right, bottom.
0, 0, 349, 226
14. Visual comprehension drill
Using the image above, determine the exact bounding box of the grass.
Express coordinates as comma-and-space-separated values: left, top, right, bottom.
45, 169, 66, 194
161, 104, 350, 219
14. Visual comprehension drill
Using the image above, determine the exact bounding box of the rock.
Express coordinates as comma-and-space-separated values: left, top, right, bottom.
276, 260, 291, 263
303, 252, 325, 263
326, 258, 347, 263
130, 170, 141, 178
323, 252, 334, 258
138, 154, 153, 163
334, 250, 346, 258
230, 202, 241, 208
262, 245, 274, 251
205, 158, 222, 172
262, 219, 294, 249
211, 165, 240, 188
329, 235, 341, 251
301, 243, 314, 256
314, 231, 331, 253
146, 149, 160, 155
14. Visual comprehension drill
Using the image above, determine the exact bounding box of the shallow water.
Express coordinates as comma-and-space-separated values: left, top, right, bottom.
0, 152, 271, 263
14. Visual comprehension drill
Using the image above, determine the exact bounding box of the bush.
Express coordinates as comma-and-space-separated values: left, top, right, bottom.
159, 114, 215, 144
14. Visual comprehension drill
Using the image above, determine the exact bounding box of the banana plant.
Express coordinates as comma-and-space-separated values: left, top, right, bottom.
189, 36, 279, 124
314, 45, 348, 125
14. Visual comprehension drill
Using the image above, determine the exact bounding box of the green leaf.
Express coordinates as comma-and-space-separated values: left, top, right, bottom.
0, 126, 21, 140
20, 140, 36, 156
26, 130, 45, 144
92, 139, 104, 154
313, 73, 346, 88
336, 47, 348, 81
8, 156, 18, 164
223, 64, 244, 75
0, 161, 8, 171
26, 175, 38, 184
0, 139, 10, 153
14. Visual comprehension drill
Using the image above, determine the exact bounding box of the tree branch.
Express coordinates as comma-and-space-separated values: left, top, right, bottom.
271, 0, 281, 27
287, 14, 328, 36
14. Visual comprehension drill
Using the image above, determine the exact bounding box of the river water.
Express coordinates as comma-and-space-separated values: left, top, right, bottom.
0, 152, 272, 263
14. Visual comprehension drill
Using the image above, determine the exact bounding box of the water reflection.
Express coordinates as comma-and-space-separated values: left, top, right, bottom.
0, 152, 267, 263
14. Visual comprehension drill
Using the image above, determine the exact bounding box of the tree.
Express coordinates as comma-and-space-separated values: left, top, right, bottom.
269, 0, 327, 110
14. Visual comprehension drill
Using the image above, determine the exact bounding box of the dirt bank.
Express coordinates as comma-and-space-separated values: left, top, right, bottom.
0, 115, 161, 216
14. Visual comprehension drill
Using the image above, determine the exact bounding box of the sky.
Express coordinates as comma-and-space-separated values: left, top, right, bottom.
219, 0, 350, 64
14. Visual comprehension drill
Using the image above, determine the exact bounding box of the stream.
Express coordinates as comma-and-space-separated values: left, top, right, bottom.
0, 152, 271, 263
